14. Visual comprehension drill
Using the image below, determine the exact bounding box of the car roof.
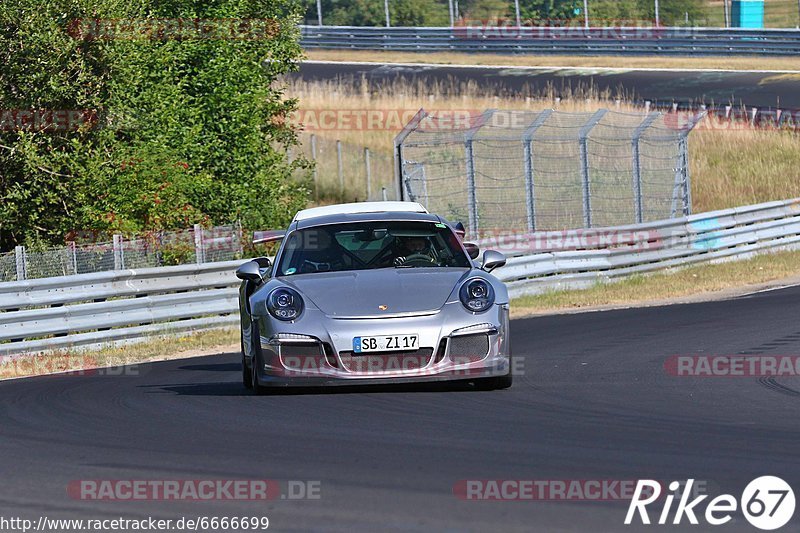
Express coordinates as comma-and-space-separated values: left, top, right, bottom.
295, 210, 442, 230
293, 202, 428, 223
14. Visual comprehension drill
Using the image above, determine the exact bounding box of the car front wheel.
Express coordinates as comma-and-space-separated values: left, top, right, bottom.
242, 344, 253, 390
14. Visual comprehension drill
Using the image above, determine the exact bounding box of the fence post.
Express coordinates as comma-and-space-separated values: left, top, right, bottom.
463, 110, 495, 238
113, 234, 124, 270
236, 220, 244, 257
394, 109, 428, 202
578, 109, 608, 229
679, 136, 692, 215
14, 245, 26, 281
671, 112, 704, 217
365, 147, 372, 201
522, 109, 553, 233
69, 240, 78, 275
193, 224, 205, 264
465, 140, 478, 236
336, 140, 344, 194
310, 134, 318, 200
632, 112, 660, 224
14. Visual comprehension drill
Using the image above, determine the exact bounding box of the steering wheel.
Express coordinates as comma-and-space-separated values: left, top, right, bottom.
396, 253, 437, 267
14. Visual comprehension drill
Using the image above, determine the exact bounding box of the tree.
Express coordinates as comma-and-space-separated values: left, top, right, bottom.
303, 0, 450, 26
0, 0, 308, 251
462, 0, 511, 20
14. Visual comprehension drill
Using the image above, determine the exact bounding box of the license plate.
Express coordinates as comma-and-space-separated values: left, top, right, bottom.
353, 334, 419, 353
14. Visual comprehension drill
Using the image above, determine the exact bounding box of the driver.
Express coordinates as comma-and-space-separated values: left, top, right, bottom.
297, 229, 351, 273
393, 235, 435, 266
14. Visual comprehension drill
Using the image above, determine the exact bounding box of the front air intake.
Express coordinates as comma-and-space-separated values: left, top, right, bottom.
448, 333, 489, 364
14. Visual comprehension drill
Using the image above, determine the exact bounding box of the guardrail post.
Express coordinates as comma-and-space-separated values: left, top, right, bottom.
522, 109, 553, 233
112, 234, 124, 270
14, 245, 26, 281
632, 112, 660, 224
365, 147, 372, 200
194, 224, 205, 264
578, 109, 607, 229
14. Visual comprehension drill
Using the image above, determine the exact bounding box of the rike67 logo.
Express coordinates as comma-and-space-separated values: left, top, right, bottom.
625, 477, 795, 530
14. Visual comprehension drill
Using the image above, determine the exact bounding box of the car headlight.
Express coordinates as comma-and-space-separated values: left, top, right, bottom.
459, 278, 495, 313
267, 287, 304, 321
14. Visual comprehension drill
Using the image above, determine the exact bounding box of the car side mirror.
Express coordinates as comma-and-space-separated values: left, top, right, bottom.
454, 221, 466, 241
481, 250, 506, 273
236, 260, 264, 283
464, 242, 480, 260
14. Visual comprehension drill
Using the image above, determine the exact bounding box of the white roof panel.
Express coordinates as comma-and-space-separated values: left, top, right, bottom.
293, 202, 428, 222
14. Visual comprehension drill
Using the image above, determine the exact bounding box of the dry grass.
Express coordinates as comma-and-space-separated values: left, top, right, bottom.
512, 248, 800, 316
0, 328, 238, 380
691, 126, 800, 212
288, 78, 800, 212
306, 50, 800, 72
705, 0, 800, 28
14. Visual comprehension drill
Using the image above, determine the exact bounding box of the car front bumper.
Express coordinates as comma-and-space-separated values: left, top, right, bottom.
251, 302, 511, 387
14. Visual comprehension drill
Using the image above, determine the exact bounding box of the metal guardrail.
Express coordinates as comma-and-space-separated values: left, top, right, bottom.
2, 198, 799, 356
300, 25, 800, 56
491, 198, 800, 297
0, 260, 245, 357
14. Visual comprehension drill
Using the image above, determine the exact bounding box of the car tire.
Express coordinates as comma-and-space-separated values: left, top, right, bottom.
251, 351, 267, 395
241, 336, 253, 390
476, 355, 513, 390
250, 321, 267, 395
493, 369, 513, 390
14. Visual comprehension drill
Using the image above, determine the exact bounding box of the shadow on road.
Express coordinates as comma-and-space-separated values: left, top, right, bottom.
178, 363, 240, 372
152, 379, 503, 396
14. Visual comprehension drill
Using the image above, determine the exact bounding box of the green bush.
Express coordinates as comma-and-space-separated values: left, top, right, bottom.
0, 0, 309, 252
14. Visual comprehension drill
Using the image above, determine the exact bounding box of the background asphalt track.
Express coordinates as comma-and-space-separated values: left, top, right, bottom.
1, 285, 800, 532
295, 61, 800, 110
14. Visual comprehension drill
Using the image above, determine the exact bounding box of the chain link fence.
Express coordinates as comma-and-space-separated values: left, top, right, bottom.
292, 134, 398, 202
396, 108, 704, 236
0, 224, 243, 283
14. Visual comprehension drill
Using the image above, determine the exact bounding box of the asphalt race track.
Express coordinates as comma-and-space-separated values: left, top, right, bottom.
296, 61, 800, 110
2, 285, 800, 532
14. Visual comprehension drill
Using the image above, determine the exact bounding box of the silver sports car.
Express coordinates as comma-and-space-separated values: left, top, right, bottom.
236, 201, 511, 392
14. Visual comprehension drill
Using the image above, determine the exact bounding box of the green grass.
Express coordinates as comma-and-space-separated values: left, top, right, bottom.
511, 248, 800, 316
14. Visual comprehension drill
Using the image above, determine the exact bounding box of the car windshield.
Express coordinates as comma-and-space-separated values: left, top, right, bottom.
276, 221, 470, 276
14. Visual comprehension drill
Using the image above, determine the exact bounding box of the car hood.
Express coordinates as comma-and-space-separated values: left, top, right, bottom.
282, 268, 470, 317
